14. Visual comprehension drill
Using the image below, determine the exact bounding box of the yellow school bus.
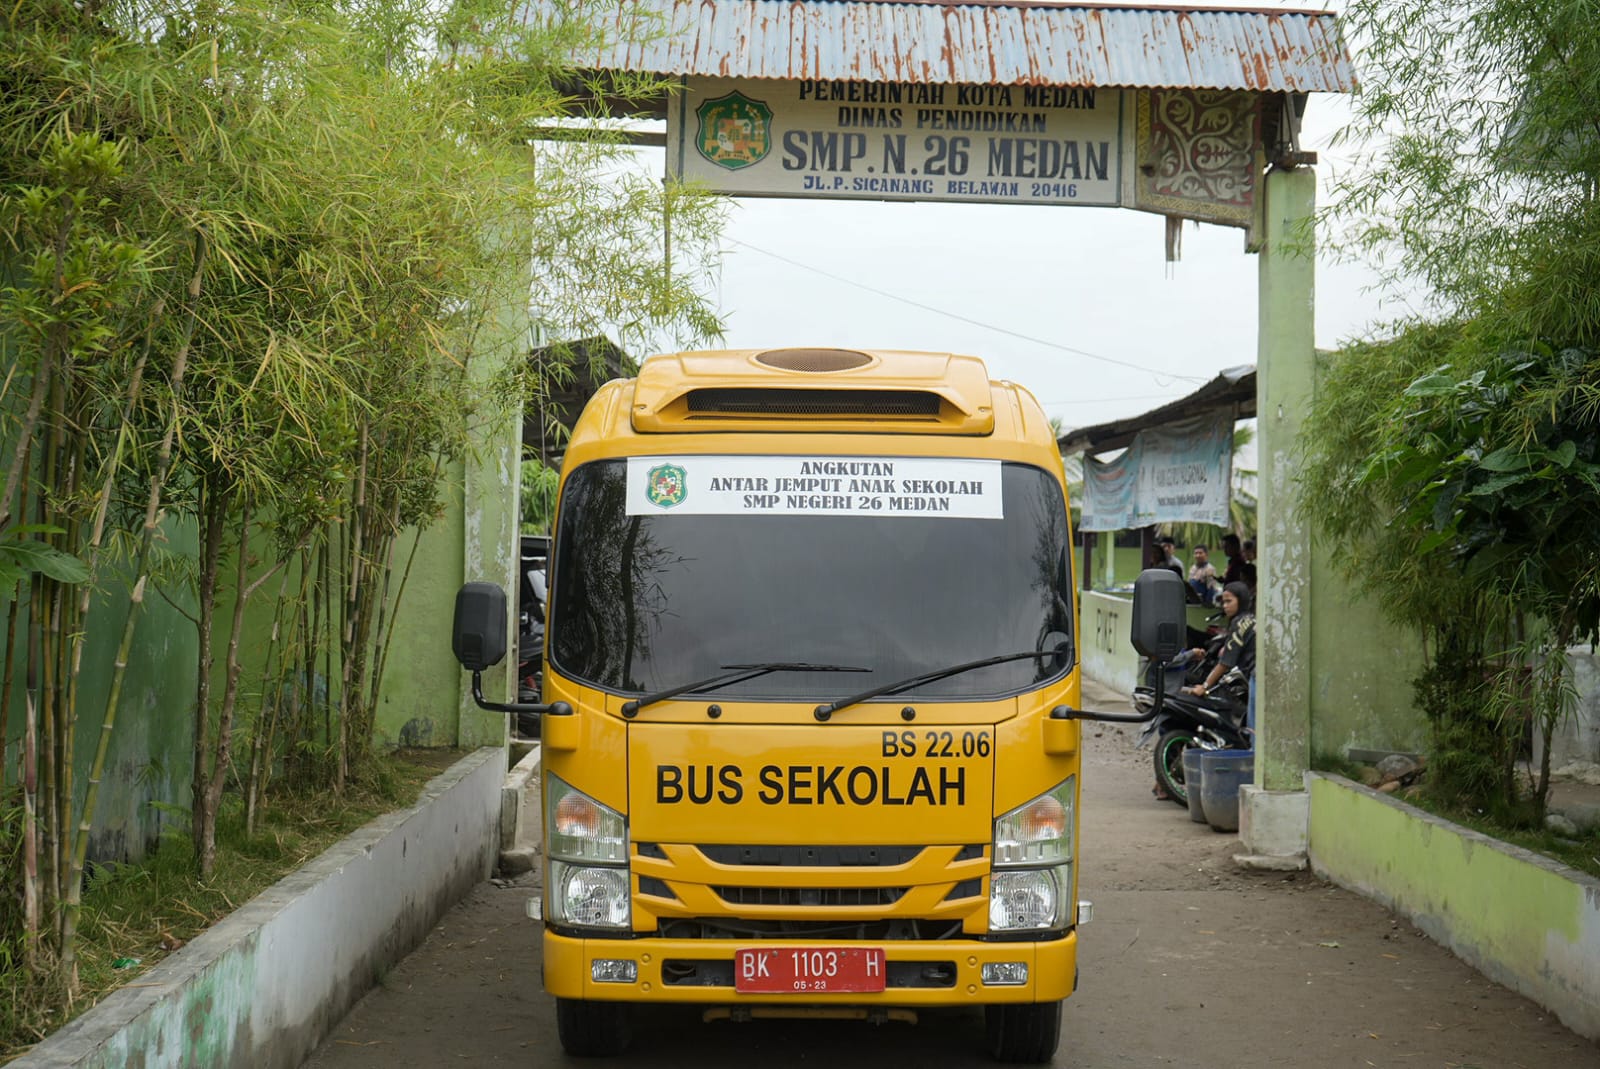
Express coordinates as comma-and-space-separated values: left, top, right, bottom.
451, 347, 1163, 1062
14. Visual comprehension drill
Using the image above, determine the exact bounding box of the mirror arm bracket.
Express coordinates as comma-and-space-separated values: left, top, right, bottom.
1051, 704, 1157, 724
469, 670, 572, 717
1051, 658, 1170, 724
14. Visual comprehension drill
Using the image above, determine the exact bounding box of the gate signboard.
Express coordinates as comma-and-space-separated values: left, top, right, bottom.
668, 76, 1123, 207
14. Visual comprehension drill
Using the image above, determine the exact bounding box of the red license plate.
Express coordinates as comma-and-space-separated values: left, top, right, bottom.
734, 946, 887, 994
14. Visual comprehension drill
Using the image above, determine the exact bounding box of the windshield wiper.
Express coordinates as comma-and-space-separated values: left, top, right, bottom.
812, 649, 1068, 722
622, 662, 870, 718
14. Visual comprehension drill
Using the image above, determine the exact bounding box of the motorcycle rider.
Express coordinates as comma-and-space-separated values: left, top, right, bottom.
1183, 581, 1254, 706
1146, 580, 1255, 801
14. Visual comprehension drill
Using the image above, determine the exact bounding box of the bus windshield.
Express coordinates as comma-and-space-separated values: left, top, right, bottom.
548, 458, 1074, 701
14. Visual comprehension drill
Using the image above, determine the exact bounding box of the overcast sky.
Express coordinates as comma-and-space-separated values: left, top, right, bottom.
623, 2, 1426, 437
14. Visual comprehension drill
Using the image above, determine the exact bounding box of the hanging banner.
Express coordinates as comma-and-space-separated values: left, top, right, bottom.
667, 77, 1122, 207
1139, 415, 1233, 527
626, 455, 1004, 518
1080, 445, 1141, 533
1078, 415, 1233, 531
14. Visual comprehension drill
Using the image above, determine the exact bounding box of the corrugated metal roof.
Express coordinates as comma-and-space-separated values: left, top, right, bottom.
1058, 363, 1256, 455
523, 1, 1354, 92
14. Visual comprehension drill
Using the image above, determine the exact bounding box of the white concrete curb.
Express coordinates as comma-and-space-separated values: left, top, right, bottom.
13, 747, 506, 1069
501, 743, 541, 854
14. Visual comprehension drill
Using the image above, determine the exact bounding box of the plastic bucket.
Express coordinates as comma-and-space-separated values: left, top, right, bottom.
1199, 750, 1255, 833
1182, 748, 1208, 823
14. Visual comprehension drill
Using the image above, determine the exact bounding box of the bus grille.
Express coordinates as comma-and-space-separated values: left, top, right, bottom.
657, 918, 965, 942
713, 886, 908, 908
695, 844, 925, 867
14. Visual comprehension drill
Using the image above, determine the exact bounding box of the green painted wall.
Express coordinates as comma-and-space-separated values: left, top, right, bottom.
1307, 527, 1428, 757
1309, 773, 1600, 1040
2, 520, 200, 866
370, 487, 470, 749
1, 323, 523, 879
1079, 590, 1138, 693
1, 258, 197, 866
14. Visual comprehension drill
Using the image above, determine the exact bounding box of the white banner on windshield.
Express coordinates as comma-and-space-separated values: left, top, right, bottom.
625, 456, 1003, 518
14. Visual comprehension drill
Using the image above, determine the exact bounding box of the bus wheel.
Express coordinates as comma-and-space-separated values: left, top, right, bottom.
985, 1000, 1062, 1063
1154, 730, 1196, 808
555, 997, 631, 1057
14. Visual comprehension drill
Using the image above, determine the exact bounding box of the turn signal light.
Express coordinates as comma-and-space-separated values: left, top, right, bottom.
555, 792, 603, 838
1019, 796, 1066, 841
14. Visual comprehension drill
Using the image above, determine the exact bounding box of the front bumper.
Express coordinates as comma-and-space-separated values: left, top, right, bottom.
544, 929, 1077, 1004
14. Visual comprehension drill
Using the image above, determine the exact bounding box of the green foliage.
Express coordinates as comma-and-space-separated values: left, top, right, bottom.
521, 457, 559, 535
1369, 348, 1600, 639
1, 0, 725, 1000
0, 795, 21, 977
1302, 330, 1597, 819
1308, 749, 1367, 782
1336, 0, 1600, 340
1411, 641, 1513, 810
1313, 0, 1600, 823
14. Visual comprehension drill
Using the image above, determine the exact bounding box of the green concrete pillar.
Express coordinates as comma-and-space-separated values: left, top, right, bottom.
456, 339, 524, 750
1254, 167, 1316, 792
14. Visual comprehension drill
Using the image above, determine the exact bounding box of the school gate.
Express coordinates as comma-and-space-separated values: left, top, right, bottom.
469, 0, 1369, 862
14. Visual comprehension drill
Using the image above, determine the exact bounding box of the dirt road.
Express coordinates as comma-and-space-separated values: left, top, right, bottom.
305, 684, 1598, 1068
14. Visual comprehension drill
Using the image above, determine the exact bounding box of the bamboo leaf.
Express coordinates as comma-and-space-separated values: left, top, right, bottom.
2, 541, 91, 584
1404, 372, 1459, 396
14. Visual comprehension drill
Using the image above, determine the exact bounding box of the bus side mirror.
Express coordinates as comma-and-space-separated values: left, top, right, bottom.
453, 582, 508, 671
1130, 567, 1186, 660
1051, 567, 1184, 725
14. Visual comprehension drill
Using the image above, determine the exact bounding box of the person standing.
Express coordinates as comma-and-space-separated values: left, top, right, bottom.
1221, 533, 1245, 585
1155, 534, 1183, 579
1188, 545, 1221, 605
1241, 537, 1259, 593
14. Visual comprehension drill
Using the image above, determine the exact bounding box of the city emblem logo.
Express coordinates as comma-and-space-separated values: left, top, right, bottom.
645, 463, 688, 509
695, 91, 773, 170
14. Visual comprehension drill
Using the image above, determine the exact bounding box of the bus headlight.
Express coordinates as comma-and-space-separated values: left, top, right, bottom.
990, 867, 1066, 930
545, 775, 629, 929
550, 862, 630, 928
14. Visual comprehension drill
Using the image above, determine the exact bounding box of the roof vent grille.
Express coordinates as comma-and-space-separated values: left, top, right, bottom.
686, 388, 941, 417
755, 348, 873, 373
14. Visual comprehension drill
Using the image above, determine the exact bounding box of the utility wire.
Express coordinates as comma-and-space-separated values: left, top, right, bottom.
724, 237, 1210, 385
1038, 393, 1190, 405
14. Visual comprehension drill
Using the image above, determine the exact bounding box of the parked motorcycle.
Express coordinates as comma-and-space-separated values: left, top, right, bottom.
1134, 660, 1251, 808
